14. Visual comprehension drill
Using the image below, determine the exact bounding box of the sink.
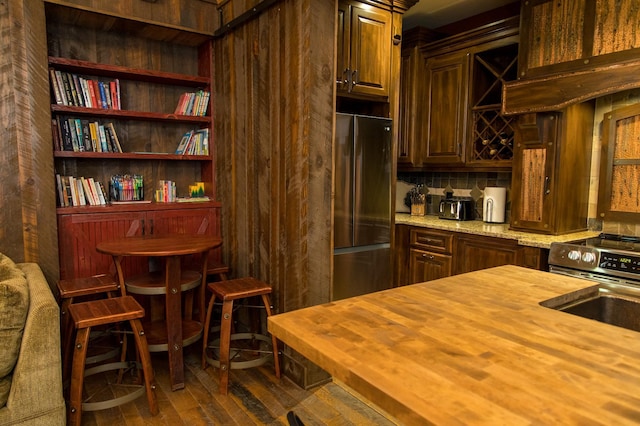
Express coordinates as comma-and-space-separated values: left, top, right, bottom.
540, 281, 640, 332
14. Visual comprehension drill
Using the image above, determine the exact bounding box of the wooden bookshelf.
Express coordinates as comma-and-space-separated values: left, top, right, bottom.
46, 2, 220, 280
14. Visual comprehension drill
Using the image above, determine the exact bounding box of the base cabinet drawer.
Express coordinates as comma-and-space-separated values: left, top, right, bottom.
409, 248, 452, 284
410, 228, 454, 253
395, 225, 549, 287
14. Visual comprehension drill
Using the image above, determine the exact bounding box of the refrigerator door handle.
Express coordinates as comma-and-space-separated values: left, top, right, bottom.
334, 243, 390, 256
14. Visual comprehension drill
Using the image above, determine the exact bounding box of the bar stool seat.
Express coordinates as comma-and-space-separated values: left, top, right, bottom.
67, 296, 158, 425
202, 277, 281, 395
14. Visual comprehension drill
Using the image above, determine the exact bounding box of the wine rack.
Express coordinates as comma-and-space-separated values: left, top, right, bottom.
468, 43, 518, 164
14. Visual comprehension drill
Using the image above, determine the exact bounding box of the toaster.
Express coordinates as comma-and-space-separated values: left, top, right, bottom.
438, 197, 475, 221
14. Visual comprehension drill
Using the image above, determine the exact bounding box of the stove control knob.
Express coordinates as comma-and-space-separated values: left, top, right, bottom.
581, 252, 596, 264
568, 250, 581, 261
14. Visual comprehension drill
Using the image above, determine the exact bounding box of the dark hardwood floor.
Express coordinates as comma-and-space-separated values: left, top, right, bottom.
78, 345, 396, 425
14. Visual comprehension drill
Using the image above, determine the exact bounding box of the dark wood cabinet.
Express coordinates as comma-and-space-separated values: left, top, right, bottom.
510, 102, 594, 235
455, 234, 518, 274
397, 27, 440, 167
518, 0, 640, 80
421, 52, 468, 165
337, 0, 392, 99
408, 228, 454, 284
504, 0, 640, 114
397, 46, 423, 166
398, 17, 519, 169
597, 103, 640, 221
395, 224, 548, 286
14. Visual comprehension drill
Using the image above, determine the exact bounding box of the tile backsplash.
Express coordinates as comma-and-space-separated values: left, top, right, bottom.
397, 171, 512, 220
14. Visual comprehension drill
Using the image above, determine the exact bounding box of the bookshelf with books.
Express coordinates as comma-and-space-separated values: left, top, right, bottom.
46, 3, 221, 280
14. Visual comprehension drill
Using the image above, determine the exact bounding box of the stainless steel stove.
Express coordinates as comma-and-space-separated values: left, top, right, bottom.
549, 233, 640, 286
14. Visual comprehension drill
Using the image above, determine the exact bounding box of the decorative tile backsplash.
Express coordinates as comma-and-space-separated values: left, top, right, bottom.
397, 171, 512, 220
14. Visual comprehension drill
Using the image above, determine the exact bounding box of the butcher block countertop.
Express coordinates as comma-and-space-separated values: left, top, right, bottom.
395, 213, 600, 248
268, 266, 640, 425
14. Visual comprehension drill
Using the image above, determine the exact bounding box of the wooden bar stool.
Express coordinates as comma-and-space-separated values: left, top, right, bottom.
201, 277, 281, 395
67, 296, 158, 426
207, 260, 230, 281
57, 274, 121, 382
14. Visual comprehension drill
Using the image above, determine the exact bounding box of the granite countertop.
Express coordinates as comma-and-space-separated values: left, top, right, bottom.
395, 213, 600, 248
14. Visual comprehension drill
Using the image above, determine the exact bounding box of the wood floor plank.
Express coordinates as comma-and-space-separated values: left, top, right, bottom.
77, 345, 396, 425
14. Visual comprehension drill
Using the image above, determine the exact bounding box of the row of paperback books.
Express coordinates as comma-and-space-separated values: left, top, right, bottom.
175, 128, 209, 155
174, 90, 210, 116
50, 68, 121, 110
56, 174, 107, 207
52, 116, 123, 153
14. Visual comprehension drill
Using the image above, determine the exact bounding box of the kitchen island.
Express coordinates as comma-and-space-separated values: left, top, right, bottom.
268, 265, 640, 425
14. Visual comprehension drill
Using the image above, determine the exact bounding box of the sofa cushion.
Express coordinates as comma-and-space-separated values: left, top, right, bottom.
0, 253, 29, 407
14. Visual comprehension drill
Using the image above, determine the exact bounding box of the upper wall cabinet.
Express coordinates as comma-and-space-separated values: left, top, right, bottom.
597, 103, 640, 222
510, 102, 594, 235
421, 51, 469, 165
397, 28, 440, 166
519, 0, 640, 79
398, 17, 519, 169
504, 0, 640, 114
337, 1, 392, 99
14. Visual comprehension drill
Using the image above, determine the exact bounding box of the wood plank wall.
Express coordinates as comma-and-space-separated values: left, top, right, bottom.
213, 0, 336, 313
1, 0, 336, 305
0, 0, 59, 285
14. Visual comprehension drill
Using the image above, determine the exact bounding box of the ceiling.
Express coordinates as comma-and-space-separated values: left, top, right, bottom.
402, 0, 516, 31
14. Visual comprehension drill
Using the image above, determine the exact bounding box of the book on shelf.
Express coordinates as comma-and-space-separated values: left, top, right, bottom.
105, 122, 123, 152
174, 90, 210, 116
67, 119, 81, 152
55, 174, 67, 207
58, 118, 73, 151
71, 74, 85, 107
49, 69, 64, 105
54, 116, 123, 153
49, 69, 121, 110
87, 79, 98, 108
51, 119, 61, 151
56, 174, 108, 207
97, 124, 109, 152
175, 128, 209, 155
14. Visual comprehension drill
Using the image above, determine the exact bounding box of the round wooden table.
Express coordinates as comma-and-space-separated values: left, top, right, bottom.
97, 234, 222, 391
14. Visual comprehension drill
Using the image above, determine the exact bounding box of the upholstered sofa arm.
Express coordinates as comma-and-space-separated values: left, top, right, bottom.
0, 263, 65, 426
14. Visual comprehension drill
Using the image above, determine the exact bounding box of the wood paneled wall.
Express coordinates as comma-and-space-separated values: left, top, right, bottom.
0, 0, 59, 285
1, 0, 337, 305
213, 0, 336, 313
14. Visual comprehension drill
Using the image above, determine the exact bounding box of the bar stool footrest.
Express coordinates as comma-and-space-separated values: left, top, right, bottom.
82, 361, 146, 412
205, 332, 273, 370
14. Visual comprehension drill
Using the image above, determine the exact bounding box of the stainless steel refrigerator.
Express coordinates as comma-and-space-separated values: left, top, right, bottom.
333, 113, 392, 300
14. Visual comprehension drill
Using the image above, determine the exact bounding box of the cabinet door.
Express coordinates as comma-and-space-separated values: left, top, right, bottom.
336, 2, 349, 92
454, 234, 520, 275
348, 4, 391, 98
409, 248, 452, 284
57, 211, 147, 279
519, 0, 587, 79
597, 103, 640, 221
422, 53, 468, 164
398, 46, 423, 166
510, 113, 558, 233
